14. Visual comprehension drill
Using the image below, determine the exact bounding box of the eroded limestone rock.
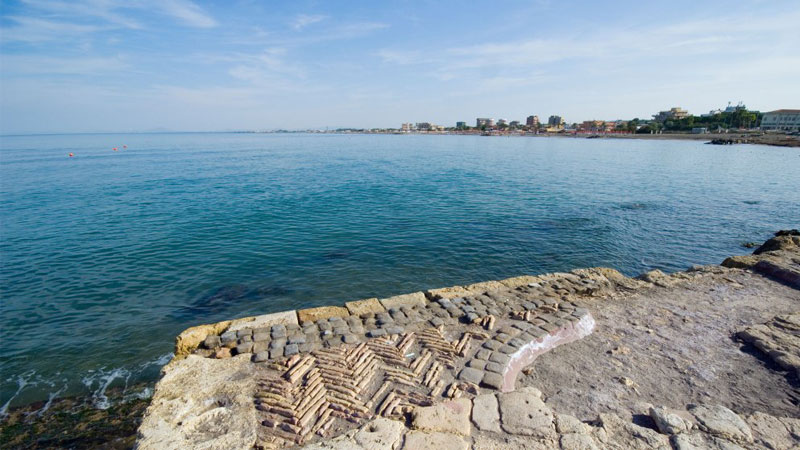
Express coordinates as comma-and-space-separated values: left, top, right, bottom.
737, 313, 800, 377
401, 431, 468, 450
746, 411, 800, 450
353, 418, 405, 450
594, 413, 671, 450
174, 321, 232, 360
472, 393, 501, 433
559, 432, 599, 450
136, 354, 259, 450
670, 432, 746, 450
689, 404, 753, 443
555, 413, 591, 434
410, 398, 472, 436
649, 405, 693, 435
498, 386, 555, 438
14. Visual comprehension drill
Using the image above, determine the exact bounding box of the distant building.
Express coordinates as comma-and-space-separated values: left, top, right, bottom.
509, 120, 520, 128
456, 121, 466, 129
761, 109, 800, 131
476, 118, 495, 128
580, 120, 600, 132
526, 115, 540, 127
611, 120, 628, 131
547, 115, 565, 129
653, 107, 689, 122
416, 122, 431, 131
691, 127, 709, 134
401, 123, 413, 132
579, 120, 621, 132
497, 119, 508, 126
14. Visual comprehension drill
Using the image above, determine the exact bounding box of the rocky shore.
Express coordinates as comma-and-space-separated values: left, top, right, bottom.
135, 231, 800, 450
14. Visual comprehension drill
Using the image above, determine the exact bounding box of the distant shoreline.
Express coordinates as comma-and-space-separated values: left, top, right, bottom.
2, 129, 797, 148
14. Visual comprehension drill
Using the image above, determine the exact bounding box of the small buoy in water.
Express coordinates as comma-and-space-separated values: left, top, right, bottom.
113, 147, 118, 151
69, 153, 74, 157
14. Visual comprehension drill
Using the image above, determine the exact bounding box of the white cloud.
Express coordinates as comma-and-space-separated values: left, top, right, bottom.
156, 0, 217, 28
0, 54, 129, 75
21, 0, 144, 29
2, 0, 217, 42
0, 16, 105, 42
378, 9, 800, 87
291, 14, 326, 31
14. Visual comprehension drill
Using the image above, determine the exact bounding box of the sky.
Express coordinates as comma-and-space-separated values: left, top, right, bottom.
1, 0, 799, 134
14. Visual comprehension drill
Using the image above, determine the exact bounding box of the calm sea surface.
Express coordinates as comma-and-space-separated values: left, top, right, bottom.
1, 133, 798, 411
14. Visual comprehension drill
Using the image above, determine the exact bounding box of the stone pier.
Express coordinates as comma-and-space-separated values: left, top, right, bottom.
136, 230, 800, 449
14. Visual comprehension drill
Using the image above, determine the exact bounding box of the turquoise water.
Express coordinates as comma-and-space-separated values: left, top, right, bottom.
1, 133, 798, 410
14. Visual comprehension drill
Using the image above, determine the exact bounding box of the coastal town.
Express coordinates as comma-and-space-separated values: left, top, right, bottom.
369, 105, 800, 136
296, 104, 799, 147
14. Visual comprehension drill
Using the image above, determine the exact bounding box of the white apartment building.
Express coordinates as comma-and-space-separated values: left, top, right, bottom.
761, 110, 800, 132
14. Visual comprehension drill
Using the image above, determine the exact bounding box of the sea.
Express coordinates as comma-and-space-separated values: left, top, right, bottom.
1, 132, 798, 414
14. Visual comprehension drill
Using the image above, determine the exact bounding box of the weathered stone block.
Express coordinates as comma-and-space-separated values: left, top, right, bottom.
252, 341, 268, 353
288, 334, 306, 345
474, 349, 492, 360
458, 367, 485, 385
499, 387, 554, 436
226, 310, 298, 333
426, 285, 473, 300
403, 431, 468, 450
352, 417, 404, 449
284, 343, 299, 356
252, 351, 269, 363
467, 359, 487, 370
483, 340, 502, 351
411, 398, 472, 436
485, 362, 504, 374
345, 297, 385, 316
380, 291, 427, 310
499, 344, 517, 354
472, 394, 501, 432
489, 352, 511, 365
367, 329, 387, 338
297, 306, 349, 323
252, 332, 270, 342
495, 333, 513, 343
235, 342, 253, 355
385, 326, 404, 335
203, 335, 221, 349
481, 372, 504, 390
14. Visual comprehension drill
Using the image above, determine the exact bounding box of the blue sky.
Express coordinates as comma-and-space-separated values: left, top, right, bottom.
1, 0, 799, 133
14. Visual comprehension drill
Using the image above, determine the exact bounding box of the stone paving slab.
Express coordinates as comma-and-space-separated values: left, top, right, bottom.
228, 311, 300, 333
345, 298, 385, 316
379, 292, 427, 310
298, 306, 351, 323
